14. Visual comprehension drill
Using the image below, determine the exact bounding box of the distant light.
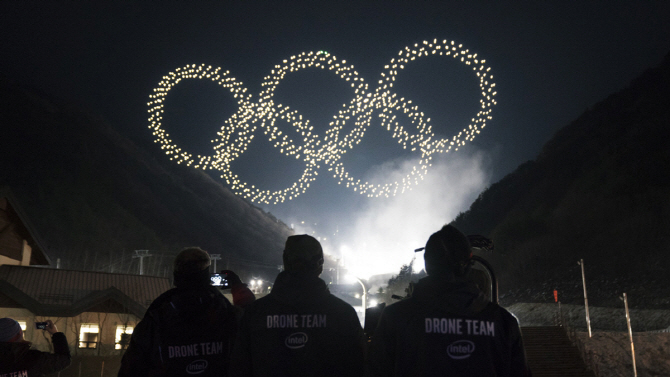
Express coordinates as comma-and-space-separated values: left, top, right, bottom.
369, 299, 378, 307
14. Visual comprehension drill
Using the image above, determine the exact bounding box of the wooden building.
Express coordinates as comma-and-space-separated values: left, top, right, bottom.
0, 189, 50, 267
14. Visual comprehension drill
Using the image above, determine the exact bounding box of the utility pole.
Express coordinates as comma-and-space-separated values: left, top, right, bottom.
210, 254, 221, 272
621, 293, 637, 377
133, 250, 152, 276
578, 259, 592, 337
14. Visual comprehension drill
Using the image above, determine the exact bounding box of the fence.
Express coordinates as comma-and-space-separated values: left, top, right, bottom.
556, 302, 600, 376
58, 356, 123, 377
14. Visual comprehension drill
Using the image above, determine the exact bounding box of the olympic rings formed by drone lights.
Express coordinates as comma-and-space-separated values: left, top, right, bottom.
147, 39, 497, 204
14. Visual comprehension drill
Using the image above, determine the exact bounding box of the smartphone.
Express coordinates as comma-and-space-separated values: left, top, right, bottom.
210, 273, 230, 288
35, 322, 48, 330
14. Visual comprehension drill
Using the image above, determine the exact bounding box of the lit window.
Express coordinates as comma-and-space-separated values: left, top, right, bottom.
78, 324, 99, 349
18, 321, 27, 331
115, 325, 133, 350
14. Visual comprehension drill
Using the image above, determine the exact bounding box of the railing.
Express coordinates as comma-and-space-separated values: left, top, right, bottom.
78, 341, 98, 349
556, 302, 600, 376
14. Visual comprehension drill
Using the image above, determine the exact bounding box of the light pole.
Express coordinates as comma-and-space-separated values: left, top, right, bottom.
578, 259, 592, 337
346, 275, 367, 323
621, 293, 637, 377
133, 250, 152, 276
210, 254, 221, 272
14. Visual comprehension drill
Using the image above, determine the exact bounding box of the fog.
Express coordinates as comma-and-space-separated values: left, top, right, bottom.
318, 150, 491, 279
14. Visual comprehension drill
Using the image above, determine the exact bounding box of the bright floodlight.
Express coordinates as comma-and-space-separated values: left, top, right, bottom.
344, 274, 358, 284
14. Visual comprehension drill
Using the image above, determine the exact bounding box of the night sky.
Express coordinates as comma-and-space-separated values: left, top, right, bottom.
3, 2, 670, 277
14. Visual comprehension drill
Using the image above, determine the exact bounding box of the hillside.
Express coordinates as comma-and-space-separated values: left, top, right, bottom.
452, 52, 670, 308
0, 79, 293, 279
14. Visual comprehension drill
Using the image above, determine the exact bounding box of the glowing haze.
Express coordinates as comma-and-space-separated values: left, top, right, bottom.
297, 151, 490, 279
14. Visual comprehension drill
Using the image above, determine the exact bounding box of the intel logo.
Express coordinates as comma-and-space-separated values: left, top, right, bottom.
447, 340, 475, 360
186, 359, 208, 374
285, 332, 308, 349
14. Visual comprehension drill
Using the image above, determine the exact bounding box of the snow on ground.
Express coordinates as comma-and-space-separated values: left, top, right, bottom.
576, 331, 670, 377
506, 303, 670, 377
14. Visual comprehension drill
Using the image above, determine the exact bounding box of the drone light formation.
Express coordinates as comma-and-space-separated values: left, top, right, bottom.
147, 39, 497, 204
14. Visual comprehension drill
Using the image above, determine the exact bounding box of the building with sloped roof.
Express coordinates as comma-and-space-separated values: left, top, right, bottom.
0, 189, 51, 266
0, 265, 171, 355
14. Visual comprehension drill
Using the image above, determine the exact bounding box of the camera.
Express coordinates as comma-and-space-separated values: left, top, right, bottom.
35, 322, 48, 330
210, 273, 230, 288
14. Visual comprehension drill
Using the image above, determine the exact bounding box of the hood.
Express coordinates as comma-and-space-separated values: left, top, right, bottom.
269, 271, 330, 309
0, 341, 30, 363
411, 275, 489, 316
146, 285, 224, 319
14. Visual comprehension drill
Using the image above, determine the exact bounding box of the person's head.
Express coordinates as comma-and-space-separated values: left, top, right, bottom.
173, 247, 211, 288
424, 224, 472, 277
283, 235, 324, 276
0, 318, 23, 343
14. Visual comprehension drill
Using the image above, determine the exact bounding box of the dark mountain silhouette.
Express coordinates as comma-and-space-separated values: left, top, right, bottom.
452, 52, 670, 308
0, 78, 293, 279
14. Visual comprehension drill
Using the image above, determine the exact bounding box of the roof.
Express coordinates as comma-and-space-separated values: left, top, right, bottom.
0, 187, 51, 265
0, 265, 171, 318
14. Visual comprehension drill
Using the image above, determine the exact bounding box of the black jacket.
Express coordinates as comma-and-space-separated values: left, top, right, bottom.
118, 285, 238, 377
369, 275, 531, 377
229, 271, 365, 377
0, 332, 71, 377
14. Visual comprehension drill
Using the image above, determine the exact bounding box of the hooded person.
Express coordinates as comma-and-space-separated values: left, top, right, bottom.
118, 247, 253, 377
369, 225, 532, 377
229, 234, 365, 377
0, 318, 71, 377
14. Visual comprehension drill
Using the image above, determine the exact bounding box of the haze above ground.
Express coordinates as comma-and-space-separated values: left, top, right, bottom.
3, 2, 670, 277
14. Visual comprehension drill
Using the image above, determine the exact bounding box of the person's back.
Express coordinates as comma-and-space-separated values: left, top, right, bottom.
118, 247, 238, 377
371, 276, 527, 376
229, 235, 365, 377
369, 225, 531, 377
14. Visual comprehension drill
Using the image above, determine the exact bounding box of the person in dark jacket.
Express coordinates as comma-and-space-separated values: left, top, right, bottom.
118, 247, 254, 377
229, 234, 365, 377
369, 225, 531, 377
0, 318, 71, 377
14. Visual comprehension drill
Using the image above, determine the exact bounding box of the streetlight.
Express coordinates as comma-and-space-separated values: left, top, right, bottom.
345, 275, 367, 323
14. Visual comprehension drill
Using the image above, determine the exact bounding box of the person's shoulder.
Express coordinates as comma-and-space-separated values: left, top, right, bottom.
239, 293, 277, 315
494, 304, 520, 322
146, 288, 178, 312
383, 297, 417, 314
324, 293, 358, 313
486, 304, 522, 336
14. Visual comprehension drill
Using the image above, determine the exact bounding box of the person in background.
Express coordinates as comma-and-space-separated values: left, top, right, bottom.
369, 225, 531, 376
0, 318, 71, 377
118, 247, 254, 377
230, 234, 365, 377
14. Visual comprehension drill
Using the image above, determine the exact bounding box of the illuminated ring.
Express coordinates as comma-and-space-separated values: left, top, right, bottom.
147, 64, 253, 170
328, 94, 435, 197
378, 39, 496, 153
